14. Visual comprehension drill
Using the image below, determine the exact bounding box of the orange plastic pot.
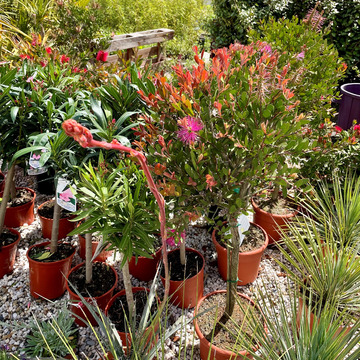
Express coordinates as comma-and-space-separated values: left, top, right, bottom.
38, 200, 77, 240
27, 241, 75, 299
251, 197, 298, 244
66, 262, 118, 327
296, 297, 352, 337
0, 171, 4, 192
2, 187, 36, 228
105, 287, 158, 354
128, 246, 162, 281
194, 290, 255, 360
212, 223, 268, 286
0, 228, 21, 279
78, 234, 113, 262
160, 247, 204, 309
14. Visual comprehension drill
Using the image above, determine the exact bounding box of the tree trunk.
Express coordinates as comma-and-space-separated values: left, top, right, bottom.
180, 239, 186, 266
85, 232, 93, 284
0, 164, 16, 235
271, 183, 280, 201
50, 199, 60, 253
121, 258, 135, 320
225, 217, 240, 317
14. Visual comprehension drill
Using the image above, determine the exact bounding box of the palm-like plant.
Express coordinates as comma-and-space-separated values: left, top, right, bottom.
233, 281, 360, 360
302, 173, 360, 249
276, 216, 360, 315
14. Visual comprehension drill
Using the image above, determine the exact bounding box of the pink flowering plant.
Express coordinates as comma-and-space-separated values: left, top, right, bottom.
137, 42, 312, 315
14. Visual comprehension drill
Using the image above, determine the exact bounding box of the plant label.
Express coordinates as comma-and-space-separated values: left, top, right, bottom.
27, 165, 48, 175
237, 214, 250, 246
56, 177, 76, 212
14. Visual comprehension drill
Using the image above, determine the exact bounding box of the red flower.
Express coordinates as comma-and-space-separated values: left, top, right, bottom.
354, 124, 360, 136
45, 47, 52, 54
82, 68, 88, 73
60, 55, 70, 64
335, 125, 343, 133
96, 50, 109, 62
40, 60, 47, 68
205, 174, 217, 192
319, 123, 325, 129
20, 54, 31, 60
72, 67, 81, 73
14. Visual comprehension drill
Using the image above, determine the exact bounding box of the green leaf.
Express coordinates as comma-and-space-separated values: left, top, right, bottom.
10, 106, 19, 122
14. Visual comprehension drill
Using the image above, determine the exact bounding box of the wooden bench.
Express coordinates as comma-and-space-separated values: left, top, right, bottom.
105, 28, 175, 66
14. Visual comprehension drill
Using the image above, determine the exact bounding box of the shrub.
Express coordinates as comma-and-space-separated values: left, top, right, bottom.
248, 12, 347, 126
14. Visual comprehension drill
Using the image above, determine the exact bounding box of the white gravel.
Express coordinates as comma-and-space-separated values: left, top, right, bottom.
0, 168, 291, 359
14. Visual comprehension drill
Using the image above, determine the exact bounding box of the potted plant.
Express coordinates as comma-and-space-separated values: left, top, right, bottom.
136, 42, 312, 358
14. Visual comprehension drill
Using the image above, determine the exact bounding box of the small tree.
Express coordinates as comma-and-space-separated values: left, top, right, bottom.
136, 43, 311, 315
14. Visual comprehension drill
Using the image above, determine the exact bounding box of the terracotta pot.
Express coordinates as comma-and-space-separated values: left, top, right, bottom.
0, 228, 21, 279
78, 234, 113, 262
128, 246, 163, 281
38, 200, 77, 240
296, 297, 352, 337
1, 187, 36, 228
66, 262, 118, 327
105, 287, 158, 354
27, 242, 76, 299
160, 247, 204, 309
251, 196, 298, 244
0, 171, 5, 192
212, 223, 268, 286
194, 290, 255, 360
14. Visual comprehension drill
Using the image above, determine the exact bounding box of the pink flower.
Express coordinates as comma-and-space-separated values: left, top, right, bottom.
82, 68, 88, 73
45, 47, 52, 54
72, 67, 81, 73
20, 54, 31, 60
335, 125, 343, 133
177, 116, 203, 145
262, 44, 272, 54
26, 76, 34, 83
166, 229, 185, 246
60, 54, 70, 63
74, 301, 84, 309
59, 188, 73, 202
32, 153, 41, 160
96, 50, 109, 62
297, 51, 305, 60
354, 124, 360, 136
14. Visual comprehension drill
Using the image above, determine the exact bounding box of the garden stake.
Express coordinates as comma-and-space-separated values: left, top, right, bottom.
62, 119, 170, 305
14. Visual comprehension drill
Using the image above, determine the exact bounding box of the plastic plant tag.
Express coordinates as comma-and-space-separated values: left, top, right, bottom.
28, 165, 47, 175
56, 178, 76, 212
29, 139, 50, 170
237, 214, 250, 246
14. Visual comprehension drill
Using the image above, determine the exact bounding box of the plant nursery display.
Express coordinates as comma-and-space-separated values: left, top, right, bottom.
3, 1, 360, 359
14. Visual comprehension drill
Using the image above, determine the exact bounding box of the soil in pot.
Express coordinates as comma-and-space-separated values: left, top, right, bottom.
107, 289, 158, 333
5, 188, 34, 207
0, 229, 19, 248
67, 262, 116, 298
253, 195, 296, 215
38, 200, 74, 220
162, 250, 204, 281
216, 224, 266, 253
28, 242, 75, 262
196, 292, 260, 359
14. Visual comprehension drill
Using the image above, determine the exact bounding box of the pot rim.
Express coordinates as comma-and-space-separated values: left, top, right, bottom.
0, 228, 21, 249
159, 247, 205, 283
212, 222, 269, 256
340, 83, 360, 99
251, 196, 299, 219
66, 261, 118, 301
37, 199, 76, 220
194, 289, 257, 357
26, 241, 76, 265
1, 187, 36, 210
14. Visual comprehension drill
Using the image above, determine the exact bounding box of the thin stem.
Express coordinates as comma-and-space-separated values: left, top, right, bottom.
85, 232, 93, 284
0, 163, 16, 234
180, 239, 186, 266
50, 199, 60, 253
121, 259, 135, 319
225, 217, 240, 316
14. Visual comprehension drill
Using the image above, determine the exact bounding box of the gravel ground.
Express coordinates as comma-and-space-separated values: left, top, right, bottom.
0, 168, 291, 359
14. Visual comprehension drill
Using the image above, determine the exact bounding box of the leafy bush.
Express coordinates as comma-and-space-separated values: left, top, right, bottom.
248, 12, 346, 125
95, 0, 211, 57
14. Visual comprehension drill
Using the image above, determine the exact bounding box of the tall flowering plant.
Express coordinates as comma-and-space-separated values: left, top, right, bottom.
136, 42, 311, 315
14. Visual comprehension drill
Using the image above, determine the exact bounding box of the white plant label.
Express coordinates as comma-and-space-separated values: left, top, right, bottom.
237, 214, 250, 246
56, 177, 76, 212
27, 165, 47, 175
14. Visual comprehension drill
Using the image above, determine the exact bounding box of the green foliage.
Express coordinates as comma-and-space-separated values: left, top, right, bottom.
23, 311, 78, 358
237, 280, 360, 360
248, 14, 346, 126
70, 155, 159, 264
48, 0, 111, 63
95, 0, 211, 57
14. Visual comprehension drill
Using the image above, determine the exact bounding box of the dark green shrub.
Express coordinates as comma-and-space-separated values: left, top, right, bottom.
248, 13, 346, 125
